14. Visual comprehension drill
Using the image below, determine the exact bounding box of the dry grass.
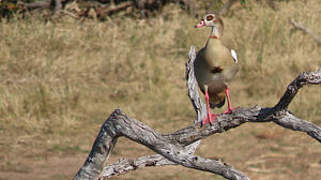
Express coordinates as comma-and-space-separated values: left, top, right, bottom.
0, 1, 320, 180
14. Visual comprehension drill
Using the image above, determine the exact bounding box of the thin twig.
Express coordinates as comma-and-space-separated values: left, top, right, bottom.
289, 18, 321, 45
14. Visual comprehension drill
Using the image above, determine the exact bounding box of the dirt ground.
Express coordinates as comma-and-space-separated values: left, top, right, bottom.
1, 123, 321, 180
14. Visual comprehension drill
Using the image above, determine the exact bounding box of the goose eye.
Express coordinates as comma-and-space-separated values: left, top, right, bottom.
206, 15, 214, 21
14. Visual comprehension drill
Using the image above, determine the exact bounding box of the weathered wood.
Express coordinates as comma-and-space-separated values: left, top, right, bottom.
74, 47, 321, 180
19, 0, 196, 19
21, 0, 62, 15
101, 154, 176, 179
290, 18, 321, 45
53, 0, 62, 14
75, 109, 250, 180
274, 69, 321, 111
100, 47, 205, 178
186, 46, 207, 124
23, 0, 51, 10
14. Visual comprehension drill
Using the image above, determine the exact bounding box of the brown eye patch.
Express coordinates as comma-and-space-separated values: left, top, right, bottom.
210, 66, 223, 73
206, 15, 214, 21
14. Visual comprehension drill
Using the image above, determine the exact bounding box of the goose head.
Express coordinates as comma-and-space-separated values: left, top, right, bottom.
195, 14, 224, 38
195, 14, 223, 28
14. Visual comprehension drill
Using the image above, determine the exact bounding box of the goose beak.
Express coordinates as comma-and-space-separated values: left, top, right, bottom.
195, 19, 205, 28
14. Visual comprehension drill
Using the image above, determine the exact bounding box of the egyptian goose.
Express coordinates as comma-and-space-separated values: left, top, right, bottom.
194, 13, 239, 126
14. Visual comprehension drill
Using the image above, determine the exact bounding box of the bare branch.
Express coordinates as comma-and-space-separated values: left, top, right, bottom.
100, 141, 203, 178
290, 18, 321, 45
100, 46, 205, 178
22, 0, 51, 10
53, 0, 62, 15
186, 46, 207, 123
274, 69, 321, 111
101, 154, 175, 178
21, 0, 62, 15
100, 105, 321, 178
75, 109, 250, 180
274, 112, 321, 143
74, 48, 321, 180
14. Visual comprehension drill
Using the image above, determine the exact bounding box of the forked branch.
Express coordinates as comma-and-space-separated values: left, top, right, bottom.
74, 47, 321, 180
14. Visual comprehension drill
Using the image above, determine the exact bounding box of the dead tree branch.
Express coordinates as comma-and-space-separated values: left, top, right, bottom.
74, 47, 321, 180
186, 46, 207, 124
22, 0, 51, 10
18, 0, 197, 19
100, 46, 205, 178
74, 109, 250, 180
53, 0, 62, 15
290, 18, 321, 45
101, 154, 176, 178
21, 0, 61, 15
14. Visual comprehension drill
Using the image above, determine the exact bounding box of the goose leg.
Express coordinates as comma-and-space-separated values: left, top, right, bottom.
202, 85, 218, 126
223, 87, 237, 114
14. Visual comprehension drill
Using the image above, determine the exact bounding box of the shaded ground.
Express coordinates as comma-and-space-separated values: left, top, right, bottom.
0, 155, 84, 180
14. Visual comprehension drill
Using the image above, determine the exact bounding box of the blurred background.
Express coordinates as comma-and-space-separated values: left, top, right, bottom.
0, 0, 320, 179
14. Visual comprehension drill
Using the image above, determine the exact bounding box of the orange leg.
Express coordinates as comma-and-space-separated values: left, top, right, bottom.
223, 87, 237, 114
202, 86, 218, 126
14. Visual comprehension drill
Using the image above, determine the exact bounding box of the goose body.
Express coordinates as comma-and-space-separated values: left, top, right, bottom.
194, 14, 239, 125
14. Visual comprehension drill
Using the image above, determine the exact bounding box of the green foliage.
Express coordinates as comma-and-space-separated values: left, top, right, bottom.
241, 0, 248, 6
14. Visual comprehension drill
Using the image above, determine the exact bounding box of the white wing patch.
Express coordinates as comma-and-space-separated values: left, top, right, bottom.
231, 49, 238, 63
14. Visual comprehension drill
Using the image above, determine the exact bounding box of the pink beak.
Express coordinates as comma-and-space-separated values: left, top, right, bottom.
195, 19, 205, 28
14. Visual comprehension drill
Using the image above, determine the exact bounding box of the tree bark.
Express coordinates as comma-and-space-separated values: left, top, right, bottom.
23, 0, 51, 10
53, 0, 62, 15
74, 47, 321, 180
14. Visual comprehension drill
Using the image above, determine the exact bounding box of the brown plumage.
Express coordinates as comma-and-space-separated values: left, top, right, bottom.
194, 13, 239, 125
